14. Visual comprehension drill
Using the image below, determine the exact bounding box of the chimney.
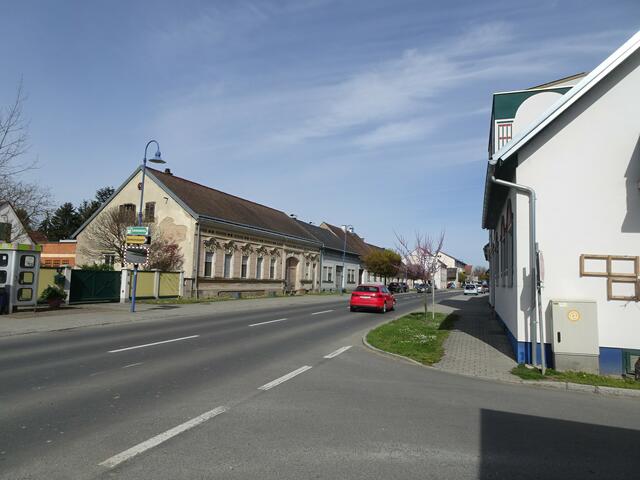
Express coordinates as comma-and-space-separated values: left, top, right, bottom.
164, 168, 172, 175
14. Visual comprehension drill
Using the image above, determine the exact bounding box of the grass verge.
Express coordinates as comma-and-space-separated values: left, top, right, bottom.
511, 364, 640, 390
366, 311, 458, 365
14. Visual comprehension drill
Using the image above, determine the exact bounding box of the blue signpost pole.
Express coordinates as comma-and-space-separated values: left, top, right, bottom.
130, 140, 164, 313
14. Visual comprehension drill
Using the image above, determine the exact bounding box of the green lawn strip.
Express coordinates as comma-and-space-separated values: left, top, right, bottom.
366, 311, 458, 365
511, 364, 640, 390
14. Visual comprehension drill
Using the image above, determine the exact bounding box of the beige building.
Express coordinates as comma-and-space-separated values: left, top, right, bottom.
74, 167, 323, 297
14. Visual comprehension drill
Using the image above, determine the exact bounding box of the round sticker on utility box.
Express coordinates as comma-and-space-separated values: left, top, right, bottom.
567, 309, 581, 322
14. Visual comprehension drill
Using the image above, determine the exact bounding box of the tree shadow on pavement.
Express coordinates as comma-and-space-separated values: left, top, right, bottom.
437, 296, 516, 362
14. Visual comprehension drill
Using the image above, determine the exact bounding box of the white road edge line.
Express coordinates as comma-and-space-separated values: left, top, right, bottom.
258, 366, 312, 391
324, 346, 352, 359
311, 309, 334, 315
99, 406, 227, 468
249, 318, 288, 327
108, 335, 199, 353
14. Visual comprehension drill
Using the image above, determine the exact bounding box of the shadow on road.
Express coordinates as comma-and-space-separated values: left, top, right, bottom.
480, 409, 640, 479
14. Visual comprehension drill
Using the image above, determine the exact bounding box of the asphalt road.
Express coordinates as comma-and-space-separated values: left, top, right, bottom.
1, 291, 639, 479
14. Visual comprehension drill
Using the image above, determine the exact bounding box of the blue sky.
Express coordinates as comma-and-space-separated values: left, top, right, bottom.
2, 0, 638, 266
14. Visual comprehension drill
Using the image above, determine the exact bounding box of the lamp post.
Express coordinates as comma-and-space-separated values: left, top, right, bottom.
341, 224, 354, 295
130, 140, 165, 313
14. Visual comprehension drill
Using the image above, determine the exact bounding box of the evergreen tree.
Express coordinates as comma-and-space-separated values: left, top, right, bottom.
45, 202, 81, 241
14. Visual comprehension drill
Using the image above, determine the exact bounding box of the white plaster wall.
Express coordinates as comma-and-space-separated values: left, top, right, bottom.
0, 203, 32, 244
512, 91, 563, 138
76, 171, 197, 274
320, 257, 359, 291
514, 49, 640, 349
493, 188, 524, 340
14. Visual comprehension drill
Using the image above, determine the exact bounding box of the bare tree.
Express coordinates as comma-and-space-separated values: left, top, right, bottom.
0, 82, 51, 227
396, 231, 445, 321
79, 206, 184, 271
78, 207, 134, 265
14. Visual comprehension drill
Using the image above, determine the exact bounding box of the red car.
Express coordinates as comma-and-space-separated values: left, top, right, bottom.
350, 284, 395, 313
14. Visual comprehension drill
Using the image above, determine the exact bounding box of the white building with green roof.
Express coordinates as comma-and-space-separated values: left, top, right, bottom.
482, 31, 640, 376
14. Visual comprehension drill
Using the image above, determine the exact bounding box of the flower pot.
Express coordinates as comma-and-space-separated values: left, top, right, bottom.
47, 298, 63, 309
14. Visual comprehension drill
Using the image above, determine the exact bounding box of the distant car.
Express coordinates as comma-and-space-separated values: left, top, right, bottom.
350, 284, 395, 313
479, 283, 489, 294
399, 282, 409, 293
416, 283, 432, 294
464, 284, 478, 295
447, 282, 456, 289
387, 282, 401, 293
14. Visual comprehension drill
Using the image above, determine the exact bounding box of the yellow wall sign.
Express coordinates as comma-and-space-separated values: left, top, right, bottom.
126, 235, 148, 245
567, 309, 581, 322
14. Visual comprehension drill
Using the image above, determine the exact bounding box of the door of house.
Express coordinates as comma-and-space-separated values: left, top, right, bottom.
335, 265, 343, 291
285, 258, 298, 292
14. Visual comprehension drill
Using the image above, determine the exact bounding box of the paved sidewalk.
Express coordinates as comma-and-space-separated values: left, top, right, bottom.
0, 293, 355, 337
432, 294, 518, 382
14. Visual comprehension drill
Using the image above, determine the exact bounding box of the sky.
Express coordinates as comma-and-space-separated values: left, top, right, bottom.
2, 0, 639, 266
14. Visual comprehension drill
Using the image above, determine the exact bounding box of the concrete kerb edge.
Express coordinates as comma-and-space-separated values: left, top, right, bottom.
360, 310, 640, 399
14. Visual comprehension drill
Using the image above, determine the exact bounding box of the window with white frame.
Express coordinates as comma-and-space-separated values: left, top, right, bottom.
224, 253, 232, 278
323, 266, 333, 282
256, 257, 263, 279
103, 254, 116, 267
497, 122, 513, 149
204, 252, 214, 277
269, 257, 276, 279
241, 255, 248, 278
347, 269, 356, 284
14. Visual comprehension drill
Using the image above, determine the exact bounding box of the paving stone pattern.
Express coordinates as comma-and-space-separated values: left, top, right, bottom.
434, 294, 518, 382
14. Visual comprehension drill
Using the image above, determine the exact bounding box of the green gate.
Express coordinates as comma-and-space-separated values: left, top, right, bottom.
69, 270, 120, 304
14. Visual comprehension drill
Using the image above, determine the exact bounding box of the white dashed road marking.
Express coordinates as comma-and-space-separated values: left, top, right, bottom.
324, 346, 352, 359
311, 310, 334, 315
122, 362, 144, 369
108, 335, 199, 353
258, 366, 312, 391
99, 406, 227, 468
249, 318, 288, 327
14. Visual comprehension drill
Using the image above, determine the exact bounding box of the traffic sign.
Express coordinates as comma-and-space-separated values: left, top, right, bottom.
125, 246, 149, 266
127, 226, 150, 236
126, 235, 149, 245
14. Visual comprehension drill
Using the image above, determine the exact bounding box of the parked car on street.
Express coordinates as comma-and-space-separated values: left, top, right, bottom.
399, 282, 409, 293
387, 282, 402, 293
464, 283, 478, 295
447, 281, 456, 289
350, 284, 395, 313
415, 283, 432, 294
479, 283, 489, 294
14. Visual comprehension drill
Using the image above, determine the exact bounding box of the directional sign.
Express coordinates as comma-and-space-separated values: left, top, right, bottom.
125, 246, 149, 266
126, 235, 149, 245
127, 226, 150, 236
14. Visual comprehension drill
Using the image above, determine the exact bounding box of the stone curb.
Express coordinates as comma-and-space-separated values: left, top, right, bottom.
361, 317, 640, 400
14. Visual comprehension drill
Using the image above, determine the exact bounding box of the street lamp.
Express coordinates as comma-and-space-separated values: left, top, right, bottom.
341, 224, 354, 294
131, 140, 166, 313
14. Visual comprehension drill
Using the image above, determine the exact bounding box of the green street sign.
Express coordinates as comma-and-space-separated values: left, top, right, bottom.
126, 226, 150, 236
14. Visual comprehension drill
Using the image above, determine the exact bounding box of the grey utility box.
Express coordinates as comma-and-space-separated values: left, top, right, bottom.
551, 300, 599, 374
0, 243, 41, 314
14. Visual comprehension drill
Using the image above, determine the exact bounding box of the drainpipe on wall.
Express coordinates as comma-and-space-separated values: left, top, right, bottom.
490, 176, 546, 374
